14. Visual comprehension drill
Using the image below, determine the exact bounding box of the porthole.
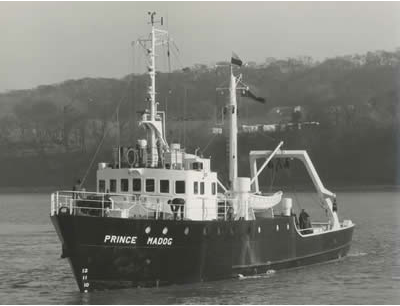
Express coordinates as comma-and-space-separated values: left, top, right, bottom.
258, 226, 261, 234
145, 226, 151, 234
276, 224, 279, 231
203, 227, 208, 236
184, 227, 190, 235
162, 227, 168, 235
286, 223, 290, 230
145, 258, 151, 265
217, 227, 221, 235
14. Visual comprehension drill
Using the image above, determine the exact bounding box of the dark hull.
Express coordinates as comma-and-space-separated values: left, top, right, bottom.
51, 214, 354, 292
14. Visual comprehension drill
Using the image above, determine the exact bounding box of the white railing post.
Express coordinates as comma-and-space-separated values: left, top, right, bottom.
202, 199, 205, 221
50, 193, 54, 215
224, 199, 227, 221
155, 201, 158, 220
69, 194, 73, 215
56, 192, 59, 214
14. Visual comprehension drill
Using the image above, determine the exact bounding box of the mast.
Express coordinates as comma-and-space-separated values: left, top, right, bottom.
228, 66, 238, 186
148, 12, 158, 167
135, 12, 169, 167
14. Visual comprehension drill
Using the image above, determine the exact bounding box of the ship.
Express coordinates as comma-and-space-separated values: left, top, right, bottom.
50, 12, 355, 292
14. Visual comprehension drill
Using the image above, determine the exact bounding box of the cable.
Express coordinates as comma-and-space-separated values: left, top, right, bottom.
80, 122, 109, 186
256, 128, 278, 142
170, 46, 184, 70
285, 163, 302, 211
201, 133, 218, 155
268, 163, 277, 192
81, 91, 128, 186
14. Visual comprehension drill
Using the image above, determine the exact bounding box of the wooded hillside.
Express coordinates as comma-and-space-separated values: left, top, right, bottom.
0, 50, 398, 188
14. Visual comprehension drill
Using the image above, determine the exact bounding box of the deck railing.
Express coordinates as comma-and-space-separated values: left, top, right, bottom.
51, 190, 219, 221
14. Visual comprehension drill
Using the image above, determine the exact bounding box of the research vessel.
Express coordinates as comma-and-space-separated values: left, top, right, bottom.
50, 12, 354, 292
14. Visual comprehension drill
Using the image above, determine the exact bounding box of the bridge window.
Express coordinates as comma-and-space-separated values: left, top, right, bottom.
175, 180, 186, 194
200, 182, 205, 195
121, 179, 129, 192
146, 179, 155, 192
132, 178, 141, 192
160, 180, 170, 193
110, 179, 117, 193
98, 180, 105, 193
193, 182, 199, 194
212, 182, 216, 195
192, 162, 203, 170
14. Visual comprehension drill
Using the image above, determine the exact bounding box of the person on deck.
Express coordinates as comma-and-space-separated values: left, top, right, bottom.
104, 189, 112, 209
72, 179, 82, 199
227, 206, 234, 221
299, 209, 310, 230
299, 209, 313, 234
333, 198, 338, 213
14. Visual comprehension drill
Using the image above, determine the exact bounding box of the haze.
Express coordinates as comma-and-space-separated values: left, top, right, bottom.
0, 1, 399, 92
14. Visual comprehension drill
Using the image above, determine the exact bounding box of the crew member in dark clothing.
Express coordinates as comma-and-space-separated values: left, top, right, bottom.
171, 198, 185, 220
299, 209, 313, 234
332, 198, 338, 213
72, 179, 82, 199
227, 206, 234, 221
299, 209, 310, 230
104, 189, 112, 208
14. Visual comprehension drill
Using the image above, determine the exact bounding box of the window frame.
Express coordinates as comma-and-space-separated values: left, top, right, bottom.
145, 178, 156, 193
98, 179, 106, 193
175, 180, 186, 194
132, 178, 141, 192
120, 178, 129, 192
160, 179, 170, 194
211, 182, 216, 195
110, 179, 117, 193
200, 181, 205, 195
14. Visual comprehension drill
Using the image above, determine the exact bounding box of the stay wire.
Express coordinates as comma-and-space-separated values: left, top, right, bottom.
287, 165, 303, 211
201, 133, 218, 155
268, 165, 276, 193
81, 90, 129, 186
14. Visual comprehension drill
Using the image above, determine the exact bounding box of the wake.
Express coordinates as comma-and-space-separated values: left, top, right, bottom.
238, 270, 276, 280
347, 251, 368, 257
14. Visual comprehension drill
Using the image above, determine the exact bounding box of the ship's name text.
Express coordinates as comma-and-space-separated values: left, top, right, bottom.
147, 237, 173, 246
104, 235, 137, 244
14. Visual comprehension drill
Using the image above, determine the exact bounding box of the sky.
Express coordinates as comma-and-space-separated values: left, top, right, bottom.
0, 1, 399, 92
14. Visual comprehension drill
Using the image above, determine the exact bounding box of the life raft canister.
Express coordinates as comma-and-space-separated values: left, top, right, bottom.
58, 206, 70, 215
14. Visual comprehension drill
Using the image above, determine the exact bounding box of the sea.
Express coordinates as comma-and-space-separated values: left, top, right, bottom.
0, 191, 399, 304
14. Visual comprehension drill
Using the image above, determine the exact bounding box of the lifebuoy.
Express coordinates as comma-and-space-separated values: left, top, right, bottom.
126, 148, 138, 167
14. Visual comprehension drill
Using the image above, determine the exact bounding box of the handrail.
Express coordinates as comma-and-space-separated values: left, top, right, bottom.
51, 190, 260, 222
311, 222, 330, 225
50, 190, 220, 220
57, 190, 138, 198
